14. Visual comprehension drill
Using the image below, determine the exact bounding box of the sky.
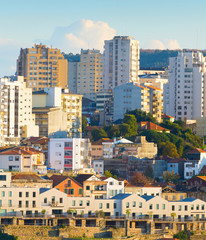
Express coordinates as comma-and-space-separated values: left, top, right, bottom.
1, 0, 206, 76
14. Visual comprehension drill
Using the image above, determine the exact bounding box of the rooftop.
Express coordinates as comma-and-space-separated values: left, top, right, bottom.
139, 122, 170, 132
140, 195, 155, 201
111, 194, 131, 200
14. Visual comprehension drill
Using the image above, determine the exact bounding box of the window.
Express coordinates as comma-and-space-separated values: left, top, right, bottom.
99, 203, 102, 209
114, 203, 117, 209
191, 205, 194, 210
156, 204, 159, 210
15, 156, 19, 161
162, 204, 165, 210
126, 202, 129, 208
106, 203, 110, 209
69, 189, 74, 195
197, 205, 199, 210
65, 142, 72, 148
64, 189, 68, 194
26, 201, 29, 208
178, 205, 182, 211
86, 186, 90, 190
67, 180, 71, 187
87, 201, 90, 206
172, 205, 175, 211
9, 156, 13, 161
0, 200, 2, 207
44, 198, 47, 203
33, 192, 36, 198
185, 205, 188, 211
2, 191, 5, 197
8, 200, 12, 207
202, 205, 205, 210
19, 201, 22, 208
133, 201, 136, 207
32, 201, 36, 207
0, 175, 6, 181
65, 150, 72, 156
78, 189, 82, 195
19, 192, 22, 197
79, 200, 83, 206
139, 202, 142, 208
60, 198, 63, 204
72, 200, 75, 206
26, 192, 29, 197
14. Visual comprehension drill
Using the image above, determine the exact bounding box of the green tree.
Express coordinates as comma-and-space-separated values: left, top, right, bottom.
123, 114, 138, 136
119, 123, 130, 137
82, 116, 88, 133
158, 142, 179, 157
91, 128, 108, 142
127, 109, 157, 123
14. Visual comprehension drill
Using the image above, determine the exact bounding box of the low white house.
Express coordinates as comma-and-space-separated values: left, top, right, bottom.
103, 177, 124, 198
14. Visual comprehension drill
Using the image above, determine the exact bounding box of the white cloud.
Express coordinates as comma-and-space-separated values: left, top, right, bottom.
49, 19, 117, 53
148, 39, 181, 50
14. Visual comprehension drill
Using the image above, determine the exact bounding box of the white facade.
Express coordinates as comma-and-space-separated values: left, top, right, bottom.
93, 159, 104, 175
104, 36, 139, 90
48, 138, 92, 171
104, 177, 124, 198
0, 76, 39, 145
168, 51, 206, 120
113, 82, 150, 121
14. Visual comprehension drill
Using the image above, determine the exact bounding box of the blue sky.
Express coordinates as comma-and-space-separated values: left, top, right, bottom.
0, 0, 206, 76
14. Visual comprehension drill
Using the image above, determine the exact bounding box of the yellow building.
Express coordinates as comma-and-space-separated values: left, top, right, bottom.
77, 49, 104, 100
17, 44, 68, 91
62, 89, 82, 138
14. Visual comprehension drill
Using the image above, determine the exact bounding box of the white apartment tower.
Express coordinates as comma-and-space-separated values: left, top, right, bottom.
168, 51, 206, 120
77, 49, 104, 100
104, 36, 139, 90
0, 76, 39, 145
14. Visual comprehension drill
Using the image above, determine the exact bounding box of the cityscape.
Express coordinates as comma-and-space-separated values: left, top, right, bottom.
1, 1, 206, 240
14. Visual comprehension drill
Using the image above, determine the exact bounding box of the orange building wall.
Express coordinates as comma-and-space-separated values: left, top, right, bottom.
54, 178, 82, 197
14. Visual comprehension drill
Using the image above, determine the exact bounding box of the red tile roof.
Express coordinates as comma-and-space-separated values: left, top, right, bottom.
162, 114, 175, 119
0, 147, 43, 156
49, 174, 82, 187
188, 148, 206, 154
139, 122, 170, 131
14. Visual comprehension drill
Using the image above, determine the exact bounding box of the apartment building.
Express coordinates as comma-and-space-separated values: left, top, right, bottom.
48, 138, 92, 171
0, 76, 39, 145
104, 36, 139, 90
168, 51, 206, 120
113, 82, 150, 121
17, 44, 68, 91
32, 87, 82, 138
68, 61, 78, 93
76, 49, 104, 101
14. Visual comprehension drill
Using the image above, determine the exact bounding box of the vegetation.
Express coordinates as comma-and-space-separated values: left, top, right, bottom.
82, 116, 88, 134
0, 232, 18, 240
131, 172, 150, 185
171, 212, 176, 221
104, 170, 118, 179
163, 170, 180, 184
91, 128, 108, 142
173, 230, 194, 240
126, 209, 131, 218
126, 109, 156, 123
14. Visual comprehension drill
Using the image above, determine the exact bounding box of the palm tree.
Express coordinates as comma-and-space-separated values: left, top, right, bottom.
171, 212, 176, 221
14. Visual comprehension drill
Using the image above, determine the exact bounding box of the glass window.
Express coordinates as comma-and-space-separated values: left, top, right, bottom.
86, 186, 90, 190
197, 205, 199, 210
2, 191, 5, 197
185, 205, 188, 211
178, 205, 182, 211
149, 204, 153, 210
133, 201, 136, 207
9, 191, 12, 197
87, 201, 90, 206
191, 205, 194, 210
0, 175, 6, 181
0, 200, 2, 207
172, 205, 175, 211
59, 198, 63, 203
26, 201, 29, 208
44, 198, 47, 203
99, 203, 102, 209
79, 200, 83, 206
33, 192, 36, 198
72, 200, 75, 206
126, 202, 129, 208
106, 203, 110, 209
26, 192, 29, 197
202, 205, 205, 210
65, 142, 72, 148
19, 192, 22, 197
78, 189, 82, 195
156, 204, 159, 210
8, 200, 12, 207
9, 156, 13, 161
114, 203, 117, 209
162, 204, 165, 210
139, 202, 142, 208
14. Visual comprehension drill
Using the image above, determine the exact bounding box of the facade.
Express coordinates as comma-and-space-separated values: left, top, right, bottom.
114, 82, 150, 121
0, 77, 39, 145
76, 49, 104, 100
104, 36, 139, 90
68, 61, 78, 93
48, 138, 92, 171
17, 44, 68, 91
93, 159, 104, 175
146, 86, 163, 123
184, 148, 206, 179
49, 175, 83, 197
32, 107, 67, 138
33, 87, 82, 138
0, 147, 46, 173
167, 51, 206, 120
103, 177, 124, 198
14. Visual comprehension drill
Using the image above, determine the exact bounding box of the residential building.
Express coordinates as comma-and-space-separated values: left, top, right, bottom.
96, 91, 113, 112
17, 44, 68, 91
103, 177, 124, 198
0, 146, 46, 172
76, 49, 104, 101
184, 148, 206, 179
167, 158, 185, 179
62, 89, 82, 138
75, 174, 107, 199
186, 176, 206, 192
113, 82, 150, 121
32, 107, 67, 138
0, 76, 39, 145
49, 175, 83, 197
11, 173, 52, 188
33, 87, 82, 138
0, 111, 4, 146
167, 51, 206, 120
93, 159, 104, 175
91, 139, 104, 160
138, 122, 170, 133
104, 36, 139, 90
68, 61, 78, 93
48, 138, 92, 171
146, 86, 163, 123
